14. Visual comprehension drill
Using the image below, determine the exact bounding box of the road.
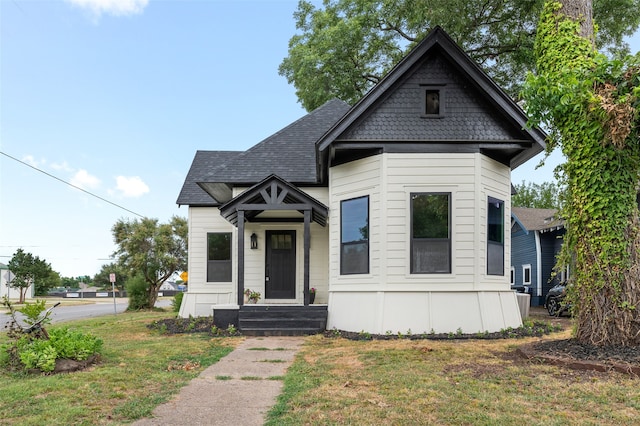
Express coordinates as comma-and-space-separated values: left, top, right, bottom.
0, 299, 172, 330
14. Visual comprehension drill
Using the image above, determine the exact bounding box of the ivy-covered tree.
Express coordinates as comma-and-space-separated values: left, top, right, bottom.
523, 0, 640, 346
280, 0, 640, 111
112, 216, 187, 309
7, 249, 55, 302
512, 181, 564, 209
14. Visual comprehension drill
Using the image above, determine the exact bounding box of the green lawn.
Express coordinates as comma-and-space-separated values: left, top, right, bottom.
0, 310, 238, 425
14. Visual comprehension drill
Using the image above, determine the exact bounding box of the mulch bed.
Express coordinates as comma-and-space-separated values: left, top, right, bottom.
150, 308, 640, 376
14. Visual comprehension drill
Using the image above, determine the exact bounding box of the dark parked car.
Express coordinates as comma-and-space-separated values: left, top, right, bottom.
545, 282, 570, 316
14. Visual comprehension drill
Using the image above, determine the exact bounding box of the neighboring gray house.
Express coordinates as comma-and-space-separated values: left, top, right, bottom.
176, 27, 546, 335
511, 207, 566, 306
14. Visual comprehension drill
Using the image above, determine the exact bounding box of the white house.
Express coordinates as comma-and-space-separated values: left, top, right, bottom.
176, 27, 546, 334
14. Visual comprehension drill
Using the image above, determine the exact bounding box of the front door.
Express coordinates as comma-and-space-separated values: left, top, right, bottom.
265, 230, 296, 299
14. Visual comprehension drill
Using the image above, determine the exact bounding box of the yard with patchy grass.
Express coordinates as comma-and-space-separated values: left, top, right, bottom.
2, 307, 639, 425
0, 310, 238, 425
267, 328, 640, 425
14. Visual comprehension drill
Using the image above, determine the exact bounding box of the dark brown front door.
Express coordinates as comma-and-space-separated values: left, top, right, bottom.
265, 230, 296, 299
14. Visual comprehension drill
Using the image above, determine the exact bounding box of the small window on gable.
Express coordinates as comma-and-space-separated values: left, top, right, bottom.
421, 85, 445, 117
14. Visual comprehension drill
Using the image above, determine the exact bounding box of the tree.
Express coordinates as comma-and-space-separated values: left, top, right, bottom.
37, 270, 62, 296
93, 262, 131, 292
523, 0, 640, 346
280, 0, 640, 111
6, 249, 55, 303
512, 181, 563, 209
112, 216, 187, 309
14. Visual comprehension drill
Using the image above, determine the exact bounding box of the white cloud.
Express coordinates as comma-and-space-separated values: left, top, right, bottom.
22, 155, 45, 168
114, 176, 149, 198
70, 169, 101, 190
65, 0, 149, 18
51, 161, 73, 172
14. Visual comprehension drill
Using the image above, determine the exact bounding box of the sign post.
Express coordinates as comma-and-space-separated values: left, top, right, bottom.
109, 273, 117, 315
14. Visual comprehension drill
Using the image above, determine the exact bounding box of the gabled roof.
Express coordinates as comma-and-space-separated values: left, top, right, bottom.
176, 150, 241, 206
219, 174, 329, 226
188, 99, 350, 205
512, 207, 564, 234
315, 26, 546, 181
206, 98, 349, 181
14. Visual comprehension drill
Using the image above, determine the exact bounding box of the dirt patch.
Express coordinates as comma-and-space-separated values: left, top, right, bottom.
519, 307, 640, 376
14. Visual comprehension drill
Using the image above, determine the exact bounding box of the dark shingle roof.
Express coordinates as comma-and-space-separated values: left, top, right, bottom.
200, 99, 350, 184
176, 150, 241, 206
512, 207, 564, 232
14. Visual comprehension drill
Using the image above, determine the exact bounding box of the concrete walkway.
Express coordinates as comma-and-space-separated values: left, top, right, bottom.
133, 336, 305, 426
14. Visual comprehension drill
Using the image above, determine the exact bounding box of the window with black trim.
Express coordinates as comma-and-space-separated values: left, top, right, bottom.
340, 196, 369, 274
207, 232, 232, 282
411, 193, 451, 273
487, 197, 504, 275
421, 85, 445, 117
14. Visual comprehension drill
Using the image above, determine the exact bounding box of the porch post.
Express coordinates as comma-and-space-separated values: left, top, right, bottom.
304, 209, 310, 306
237, 209, 245, 306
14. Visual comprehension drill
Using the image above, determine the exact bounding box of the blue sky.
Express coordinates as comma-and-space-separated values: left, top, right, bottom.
1, 0, 639, 278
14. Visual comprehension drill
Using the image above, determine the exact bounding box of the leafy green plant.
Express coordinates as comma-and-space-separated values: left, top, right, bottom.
126, 274, 150, 311
17, 300, 48, 325
12, 327, 103, 372
172, 292, 184, 313
523, 1, 640, 346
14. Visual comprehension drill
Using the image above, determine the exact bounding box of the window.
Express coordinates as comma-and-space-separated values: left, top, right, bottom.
487, 197, 504, 275
425, 90, 440, 114
411, 193, 451, 274
523, 264, 532, 285
341, 196, 369, 274
421, 85, 446, 117
207, 233, 232, 282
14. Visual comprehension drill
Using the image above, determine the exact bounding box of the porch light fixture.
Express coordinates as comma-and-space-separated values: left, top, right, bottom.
250, 233, 258, 250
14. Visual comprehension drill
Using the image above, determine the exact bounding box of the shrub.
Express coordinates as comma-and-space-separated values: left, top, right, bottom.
172, 292, 184, 313
125, 274, 149, 311
14, 327, 103, 372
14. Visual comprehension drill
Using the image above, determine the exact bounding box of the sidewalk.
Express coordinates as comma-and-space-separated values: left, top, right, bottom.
133, 336, 305, 426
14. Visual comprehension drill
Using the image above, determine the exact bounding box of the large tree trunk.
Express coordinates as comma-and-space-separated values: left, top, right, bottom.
559, 0, 594, 42
552, 0, 640, 346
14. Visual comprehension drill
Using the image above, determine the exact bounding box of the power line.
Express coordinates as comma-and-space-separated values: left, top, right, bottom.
1, 151, 145, 218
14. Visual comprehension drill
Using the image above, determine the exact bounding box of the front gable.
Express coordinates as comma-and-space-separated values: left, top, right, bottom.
316, 26, 546, 181
341, 54, 525, 142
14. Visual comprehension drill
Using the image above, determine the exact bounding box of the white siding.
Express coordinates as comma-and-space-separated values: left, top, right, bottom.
327, 153, 521, 333
180, 187, 331, 317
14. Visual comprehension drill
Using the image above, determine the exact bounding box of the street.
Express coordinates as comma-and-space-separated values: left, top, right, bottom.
0, 298, 172, 330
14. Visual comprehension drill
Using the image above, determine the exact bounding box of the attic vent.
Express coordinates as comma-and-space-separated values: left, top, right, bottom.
420, 84, 446, 118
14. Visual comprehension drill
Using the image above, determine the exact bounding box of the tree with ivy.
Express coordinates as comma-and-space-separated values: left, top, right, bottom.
523, 0, 640, 346
280, 0, 640, 111
112, 216, 187, 309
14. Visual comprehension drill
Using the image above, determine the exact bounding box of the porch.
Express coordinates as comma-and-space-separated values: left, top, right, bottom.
213, 304, 328, 336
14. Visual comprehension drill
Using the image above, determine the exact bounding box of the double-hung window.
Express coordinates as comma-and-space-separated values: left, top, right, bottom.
411, 193, 451, 273
487, 197, 505, 275
207, 232, 232, 282
340, 196, 369, 275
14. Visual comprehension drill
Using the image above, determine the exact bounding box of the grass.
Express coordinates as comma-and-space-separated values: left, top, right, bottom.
0, 310, 238, 425
266, 328, 640, 425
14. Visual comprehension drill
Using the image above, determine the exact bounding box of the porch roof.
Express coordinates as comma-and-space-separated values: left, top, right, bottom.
219, 175, 329, 227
